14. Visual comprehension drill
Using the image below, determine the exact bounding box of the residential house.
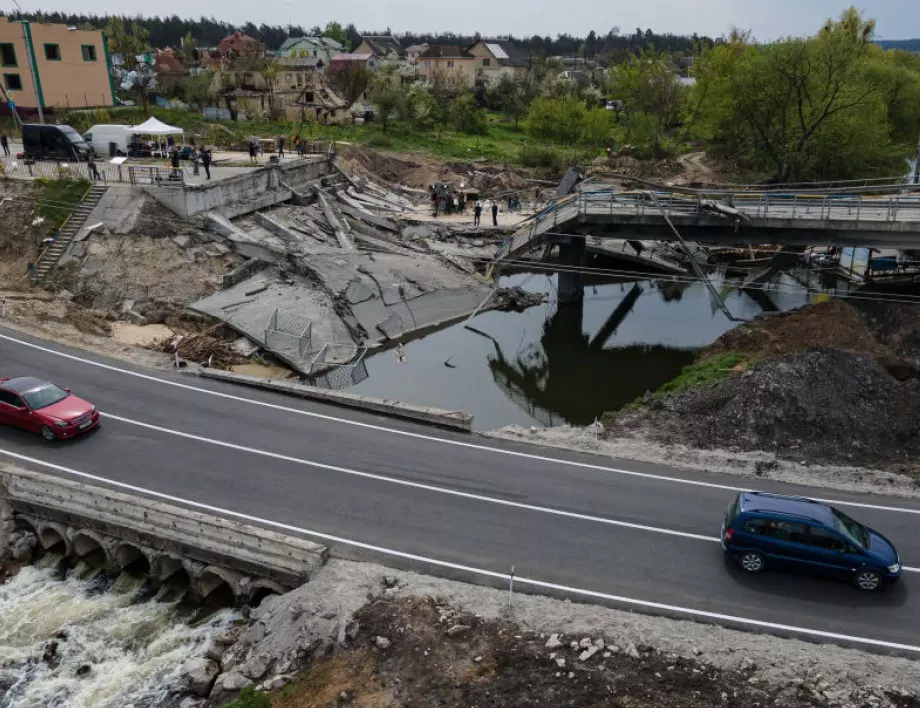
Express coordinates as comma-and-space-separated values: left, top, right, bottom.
152, 49, 189, 93
467, 40, 530, 86
417, 45, 476, 89
354, 35, 404, 61
0, 16, 115, 113
288, 77, 350, 124
278, 36, 343, 64
218, 32, 266, 60
405, 43, 429, 64
276, 56, 325, 94
328, 52, 376, 75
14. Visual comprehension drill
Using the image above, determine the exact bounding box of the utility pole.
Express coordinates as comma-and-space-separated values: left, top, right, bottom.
913, 130, 920, 185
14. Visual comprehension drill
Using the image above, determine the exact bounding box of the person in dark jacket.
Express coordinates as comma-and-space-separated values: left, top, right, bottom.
473, 202, 483, 226
0, 134, 9, 156
491, 201, 499, 226
201, 147, 212, 180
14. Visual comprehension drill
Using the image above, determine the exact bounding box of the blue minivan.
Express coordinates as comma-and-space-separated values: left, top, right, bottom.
722, 491, 901, 591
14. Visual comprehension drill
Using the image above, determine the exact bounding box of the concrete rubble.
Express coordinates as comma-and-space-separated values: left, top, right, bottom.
188, 167, 542, 377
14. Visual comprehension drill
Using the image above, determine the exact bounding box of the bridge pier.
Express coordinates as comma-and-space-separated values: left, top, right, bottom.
557, 238, 586, 305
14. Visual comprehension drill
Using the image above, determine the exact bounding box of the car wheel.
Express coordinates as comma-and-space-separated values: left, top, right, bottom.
39, 425, 56, 442
739, 551, 766, 574
854, 568, 883, 592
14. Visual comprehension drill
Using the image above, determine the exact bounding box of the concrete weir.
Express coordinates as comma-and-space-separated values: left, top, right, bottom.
0, 464, 327, 605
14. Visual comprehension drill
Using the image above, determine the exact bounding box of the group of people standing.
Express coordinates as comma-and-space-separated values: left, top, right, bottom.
429, 184, 504, 227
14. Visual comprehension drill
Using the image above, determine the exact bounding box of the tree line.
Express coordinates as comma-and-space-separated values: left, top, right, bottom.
2, 10, 707, 58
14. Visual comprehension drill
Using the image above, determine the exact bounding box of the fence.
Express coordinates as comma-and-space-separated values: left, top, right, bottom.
1, 156, 185, 186
264, 309, 313, 362
310, 349, 369, 391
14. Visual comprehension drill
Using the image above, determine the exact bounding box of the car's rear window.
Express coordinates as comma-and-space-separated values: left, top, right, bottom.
724, 494, 741, 525
22, 383, 69, 410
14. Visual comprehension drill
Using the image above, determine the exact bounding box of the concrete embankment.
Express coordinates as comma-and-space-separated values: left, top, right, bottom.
196, 368, 474, 431
0, 463, 327, 604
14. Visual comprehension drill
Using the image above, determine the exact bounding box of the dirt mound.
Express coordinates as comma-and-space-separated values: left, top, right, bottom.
704, 300, 891, 364
0, 181, 49, 288
611, 348, 920, 467
338, 146, 532, 196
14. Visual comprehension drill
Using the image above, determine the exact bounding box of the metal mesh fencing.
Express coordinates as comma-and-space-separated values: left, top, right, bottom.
264, 309, 313, 361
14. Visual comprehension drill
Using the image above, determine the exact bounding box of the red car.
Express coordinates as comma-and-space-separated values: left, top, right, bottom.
0, 376, 100, 441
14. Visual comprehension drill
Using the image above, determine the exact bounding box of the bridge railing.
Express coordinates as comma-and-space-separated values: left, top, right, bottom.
576, 189, 920, 224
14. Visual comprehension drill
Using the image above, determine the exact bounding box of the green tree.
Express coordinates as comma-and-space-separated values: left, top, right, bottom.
487, 73, 532, 128
451, 89, 489, 135
610, 47, 685, 149
178, 72, 214, 113
223, 686, 271, 708
323, 21, 349, 48
179, 31, 197, 67
331, 62, 371, 105
690, 7, 889, 181
104, 16, 150, 57
368, 62, 405, 131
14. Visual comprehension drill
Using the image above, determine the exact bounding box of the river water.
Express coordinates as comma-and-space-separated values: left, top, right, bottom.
0, 561, 235, 708
352, 269, 841, 430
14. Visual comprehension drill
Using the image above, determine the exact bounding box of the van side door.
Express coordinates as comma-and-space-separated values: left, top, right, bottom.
804, 526, 853, 579
759, 520, 810, 570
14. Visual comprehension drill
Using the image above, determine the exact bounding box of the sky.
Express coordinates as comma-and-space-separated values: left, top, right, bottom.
12, 0, 920, 40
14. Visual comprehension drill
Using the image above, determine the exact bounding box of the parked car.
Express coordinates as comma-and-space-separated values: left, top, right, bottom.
0, 377, 99, 441
721, 491, 901, 591
83, 124, 136, 157
21, 124, 92, 161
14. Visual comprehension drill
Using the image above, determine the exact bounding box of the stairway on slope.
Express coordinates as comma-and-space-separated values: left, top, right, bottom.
33, 184, 107, 287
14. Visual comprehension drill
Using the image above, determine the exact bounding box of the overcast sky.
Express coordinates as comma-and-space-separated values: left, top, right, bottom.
17, 0, 920, 40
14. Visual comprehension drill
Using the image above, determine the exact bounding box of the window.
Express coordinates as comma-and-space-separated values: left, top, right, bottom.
3, 74, 22, 91
482, 58, 491, 67
0, 43, 15, 67
44, 43, 61, 61
0, 390, 25, 409
22, 383, 68, 411
81, 44, 97, 62
808, 527, 846, 552
305, 91, 315, 103
762, 520, 807, 544
741, 518, 768, 535
447, 60, 455, 68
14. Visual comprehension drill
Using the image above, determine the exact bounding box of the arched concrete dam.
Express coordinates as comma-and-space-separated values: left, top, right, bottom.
0, 464, 327, 605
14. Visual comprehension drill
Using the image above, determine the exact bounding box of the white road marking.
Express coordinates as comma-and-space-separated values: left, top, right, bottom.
98, 412, 715, 543
0, 446, 918, 654
2, 330, 920, 517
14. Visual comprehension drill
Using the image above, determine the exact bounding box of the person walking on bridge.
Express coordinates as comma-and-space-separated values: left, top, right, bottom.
491, 201, 499, 227
474, 201, 483, 226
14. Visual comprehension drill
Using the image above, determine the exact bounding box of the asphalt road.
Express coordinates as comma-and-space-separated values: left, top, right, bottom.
2, 326, 920, 653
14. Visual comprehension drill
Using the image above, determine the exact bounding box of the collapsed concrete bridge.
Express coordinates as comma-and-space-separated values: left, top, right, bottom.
0, 464, 327, 606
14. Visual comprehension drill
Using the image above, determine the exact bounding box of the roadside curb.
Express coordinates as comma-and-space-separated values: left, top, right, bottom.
195, 369, 474, 432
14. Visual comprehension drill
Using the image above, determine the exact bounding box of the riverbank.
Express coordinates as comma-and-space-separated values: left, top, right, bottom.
190, 558, 919, 708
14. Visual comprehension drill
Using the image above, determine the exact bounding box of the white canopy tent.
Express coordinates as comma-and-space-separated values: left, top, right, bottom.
132, 117, 184, 136
131, 117, 185, 157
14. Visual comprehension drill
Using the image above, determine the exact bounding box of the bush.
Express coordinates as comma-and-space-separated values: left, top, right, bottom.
518, 145, 563, 172
223, 686, 271, 708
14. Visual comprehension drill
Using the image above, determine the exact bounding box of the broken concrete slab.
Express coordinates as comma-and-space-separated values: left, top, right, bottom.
345, 278, 376, 305
253, 212, 300, 243
232, 336, 261, 357
313, 187, 354, 251
173, 234, 192, 248
70, 242, 88, 259
191, 269, 355, 376
376, 312, 405, 339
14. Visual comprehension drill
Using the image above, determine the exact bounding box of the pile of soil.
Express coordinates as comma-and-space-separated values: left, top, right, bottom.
703, 300, 891, 365
276, 596, 835, 708
611, 348, 920, 468
338, 146, 534, 196
0, 181, 50, 287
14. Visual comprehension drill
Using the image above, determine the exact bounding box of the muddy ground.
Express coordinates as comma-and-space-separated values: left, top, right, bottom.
602, 298, 920, 472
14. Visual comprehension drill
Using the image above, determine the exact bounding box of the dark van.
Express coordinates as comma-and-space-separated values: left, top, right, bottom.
722, 491, 901, 591
22, 124, 92, 161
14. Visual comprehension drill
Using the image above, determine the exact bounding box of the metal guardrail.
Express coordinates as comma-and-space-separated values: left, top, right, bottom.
0, 157, 185, 186
492, 187, 920, 266
310, 349, 369, 391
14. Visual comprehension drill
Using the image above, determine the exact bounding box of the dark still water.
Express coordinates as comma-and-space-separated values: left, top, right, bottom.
351, 271, 819, 431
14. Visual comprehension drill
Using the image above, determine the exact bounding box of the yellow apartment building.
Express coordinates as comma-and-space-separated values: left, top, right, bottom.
0, 16, 115, 113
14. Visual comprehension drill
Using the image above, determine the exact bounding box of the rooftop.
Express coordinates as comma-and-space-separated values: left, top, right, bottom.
359, 35, 404, 57
419, 45, 474, 59
740, 492, 834, 524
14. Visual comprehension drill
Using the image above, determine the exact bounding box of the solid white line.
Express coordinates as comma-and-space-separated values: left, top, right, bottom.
2, 330, 920, 517
99, 412, 715, 543
1, 447, 918, 655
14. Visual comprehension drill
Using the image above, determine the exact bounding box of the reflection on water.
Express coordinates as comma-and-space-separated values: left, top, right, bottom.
351, 269, 828, 431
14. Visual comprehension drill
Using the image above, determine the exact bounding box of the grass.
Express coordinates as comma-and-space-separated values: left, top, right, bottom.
603, 351, 751, 423
1, 107, 608, 171
36, 177, 91, 229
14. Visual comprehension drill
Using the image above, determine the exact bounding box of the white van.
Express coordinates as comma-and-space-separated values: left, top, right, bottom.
82, 124, 136, 157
